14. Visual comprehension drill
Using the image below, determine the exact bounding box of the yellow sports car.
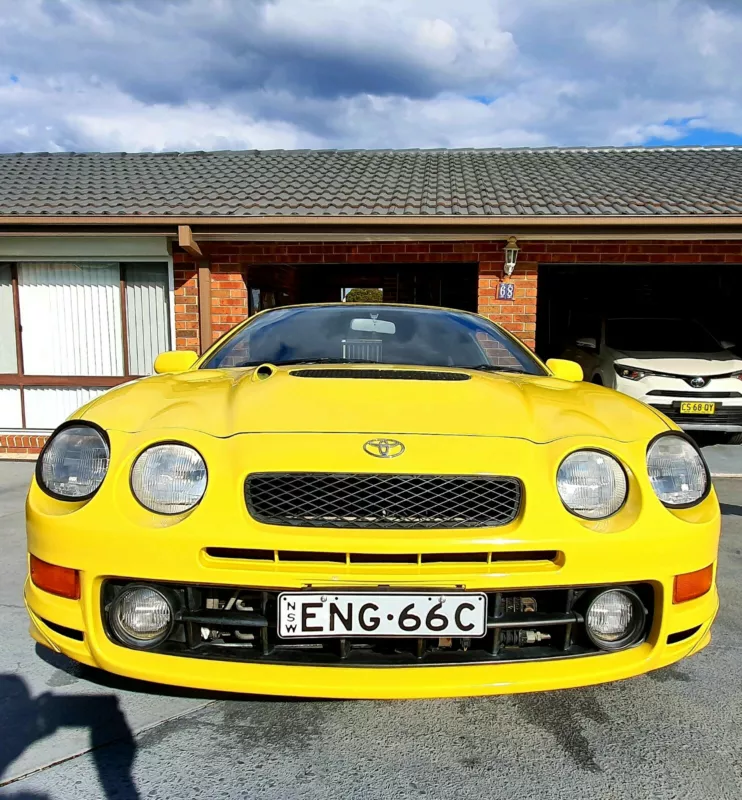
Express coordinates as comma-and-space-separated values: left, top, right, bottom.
25, 303, 720, 699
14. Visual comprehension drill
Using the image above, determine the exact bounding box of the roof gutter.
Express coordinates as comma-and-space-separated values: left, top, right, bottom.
1, 214, 742, 226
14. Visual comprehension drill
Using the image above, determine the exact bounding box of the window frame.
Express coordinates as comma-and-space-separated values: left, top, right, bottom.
0, 260, 174, 430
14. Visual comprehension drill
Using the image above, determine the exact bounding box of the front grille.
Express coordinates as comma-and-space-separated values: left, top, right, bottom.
245, 473, 523, 529
289, 369, 470, 381
652, 404, 742, 425
101, 580, 653, 667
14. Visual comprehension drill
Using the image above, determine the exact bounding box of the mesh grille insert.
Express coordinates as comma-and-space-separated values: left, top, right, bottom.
245, 473, 522, 529
289, 369, 470, 381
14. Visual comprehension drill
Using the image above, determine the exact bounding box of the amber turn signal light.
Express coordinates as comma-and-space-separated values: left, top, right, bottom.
30, 555, 80, 600
673, 564, 714, 604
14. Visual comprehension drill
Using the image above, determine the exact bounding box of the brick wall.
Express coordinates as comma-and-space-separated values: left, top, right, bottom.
5, 237, 742, 458
0, 433, 48, 459
175, 238, 742, 356
174, 240, 540, 350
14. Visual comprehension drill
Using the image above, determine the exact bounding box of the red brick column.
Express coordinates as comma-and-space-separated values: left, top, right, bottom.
173, 254, 200, 352
477, 260, 538, 349
210, 263, 249, 342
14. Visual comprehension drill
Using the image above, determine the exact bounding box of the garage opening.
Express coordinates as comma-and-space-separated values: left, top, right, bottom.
536, 263, 742, 361
247, 262, 478, 314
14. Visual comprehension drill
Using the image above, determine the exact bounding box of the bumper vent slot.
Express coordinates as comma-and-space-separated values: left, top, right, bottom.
205, 548, 557, 565
244, 473, 522, 529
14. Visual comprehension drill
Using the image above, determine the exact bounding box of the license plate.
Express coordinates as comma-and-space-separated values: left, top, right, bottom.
679, 401, 716, 414
278, 592, 487, 639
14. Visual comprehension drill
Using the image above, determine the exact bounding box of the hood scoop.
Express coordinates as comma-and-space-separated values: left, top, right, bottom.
288, 368, 471, 381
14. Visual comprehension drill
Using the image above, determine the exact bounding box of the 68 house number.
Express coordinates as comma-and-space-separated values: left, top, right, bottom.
497, 282, 516, 301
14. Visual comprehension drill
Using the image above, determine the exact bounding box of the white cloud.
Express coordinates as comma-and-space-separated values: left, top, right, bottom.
1, 0, 742, 152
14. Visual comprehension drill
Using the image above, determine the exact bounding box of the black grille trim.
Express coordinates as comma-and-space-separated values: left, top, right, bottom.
646, 390, 742, 398
245, 473, 523, 529
289, 369, 471, 381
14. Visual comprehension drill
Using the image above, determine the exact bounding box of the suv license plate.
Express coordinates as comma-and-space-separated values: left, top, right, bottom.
679, 401, 716, 414
278, 592, 487, 639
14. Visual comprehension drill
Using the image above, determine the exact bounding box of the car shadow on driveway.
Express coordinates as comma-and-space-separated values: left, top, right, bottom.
35, 644, 324, 704
718, 502, 742, 516
0, 673, 139, 799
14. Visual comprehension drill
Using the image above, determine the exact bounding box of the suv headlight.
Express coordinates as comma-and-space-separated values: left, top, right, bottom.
646, 434, 709, 507
614, 364, 648, 381
557, 450, 627, 519
131, 443, 207, 514
37, 423, 110, 500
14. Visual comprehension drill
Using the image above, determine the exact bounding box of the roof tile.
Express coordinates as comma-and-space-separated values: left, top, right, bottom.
0, 147, 741, 217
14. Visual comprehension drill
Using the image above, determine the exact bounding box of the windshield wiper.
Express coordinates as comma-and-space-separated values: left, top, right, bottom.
462, 364, 527, 374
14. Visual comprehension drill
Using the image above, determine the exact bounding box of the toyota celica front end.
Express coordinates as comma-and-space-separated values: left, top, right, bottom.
25, 304, 720, 699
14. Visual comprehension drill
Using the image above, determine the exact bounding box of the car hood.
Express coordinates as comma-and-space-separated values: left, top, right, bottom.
74, 365, 667, 443
613, 349, 742, 376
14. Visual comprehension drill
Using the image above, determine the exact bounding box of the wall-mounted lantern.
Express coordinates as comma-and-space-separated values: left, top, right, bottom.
503, 236, 520, 277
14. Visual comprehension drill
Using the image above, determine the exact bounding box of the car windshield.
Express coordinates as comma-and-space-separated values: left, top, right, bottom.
201, 305, 546, 375
605, 318, 722, 353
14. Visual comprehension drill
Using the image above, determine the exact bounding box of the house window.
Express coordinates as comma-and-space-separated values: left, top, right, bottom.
0, 262, 170, 431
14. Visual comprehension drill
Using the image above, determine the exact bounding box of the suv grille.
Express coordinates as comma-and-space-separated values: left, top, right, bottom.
652, 404, 742, 425
245, 473, 522, 529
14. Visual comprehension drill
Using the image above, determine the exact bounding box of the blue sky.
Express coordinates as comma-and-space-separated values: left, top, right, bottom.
2, 0, 742, 152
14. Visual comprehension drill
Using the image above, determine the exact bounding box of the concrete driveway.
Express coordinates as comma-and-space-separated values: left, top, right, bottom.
1, 460, 740, 800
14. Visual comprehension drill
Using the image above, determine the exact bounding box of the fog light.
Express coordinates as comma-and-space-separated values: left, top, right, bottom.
109, 586, 173, 648
585, 588, 645, 651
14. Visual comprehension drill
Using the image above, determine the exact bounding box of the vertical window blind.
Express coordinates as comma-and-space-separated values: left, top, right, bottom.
0, 262, 171, 431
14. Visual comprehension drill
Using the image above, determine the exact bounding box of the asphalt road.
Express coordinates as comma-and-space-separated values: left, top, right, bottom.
1, 460, 740, 800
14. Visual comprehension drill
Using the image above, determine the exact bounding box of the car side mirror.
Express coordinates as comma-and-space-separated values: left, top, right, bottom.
721, 340, 736, 350
576, 336, 597, 350
546, 358, 584, 382
154, 350, 199, 374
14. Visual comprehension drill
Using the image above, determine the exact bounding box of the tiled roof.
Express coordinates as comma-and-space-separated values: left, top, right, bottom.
1, 147, 742, 217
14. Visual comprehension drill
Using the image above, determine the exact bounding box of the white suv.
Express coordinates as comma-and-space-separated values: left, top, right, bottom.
562, 317, 742, 442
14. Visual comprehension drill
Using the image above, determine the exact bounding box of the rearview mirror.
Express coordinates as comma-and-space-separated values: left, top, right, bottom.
351, 318, 396, 335
154, 350, 199, 374
721, 340, 736, 350
546, 358, 583, 382
576, 336, 597, 350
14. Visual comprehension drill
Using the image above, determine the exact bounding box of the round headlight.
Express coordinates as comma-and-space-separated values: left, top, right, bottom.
585, 588, 646, 651
38, 423, 110, 500
557, 450, 627, 519
131, 443, 207, 514
647, 434, 708, 507
109, 586, 173, 648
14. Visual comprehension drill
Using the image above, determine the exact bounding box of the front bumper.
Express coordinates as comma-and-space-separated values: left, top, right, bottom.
25, 430, 721, 699
26, 577, 718, 699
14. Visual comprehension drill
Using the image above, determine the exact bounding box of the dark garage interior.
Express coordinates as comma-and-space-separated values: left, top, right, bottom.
246, 262, 479, 314
536, 263, 742, 360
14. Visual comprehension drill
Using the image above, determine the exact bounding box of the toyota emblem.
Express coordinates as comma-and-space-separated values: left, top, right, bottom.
690, 376, 706, 388
363, 438, 405, 458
